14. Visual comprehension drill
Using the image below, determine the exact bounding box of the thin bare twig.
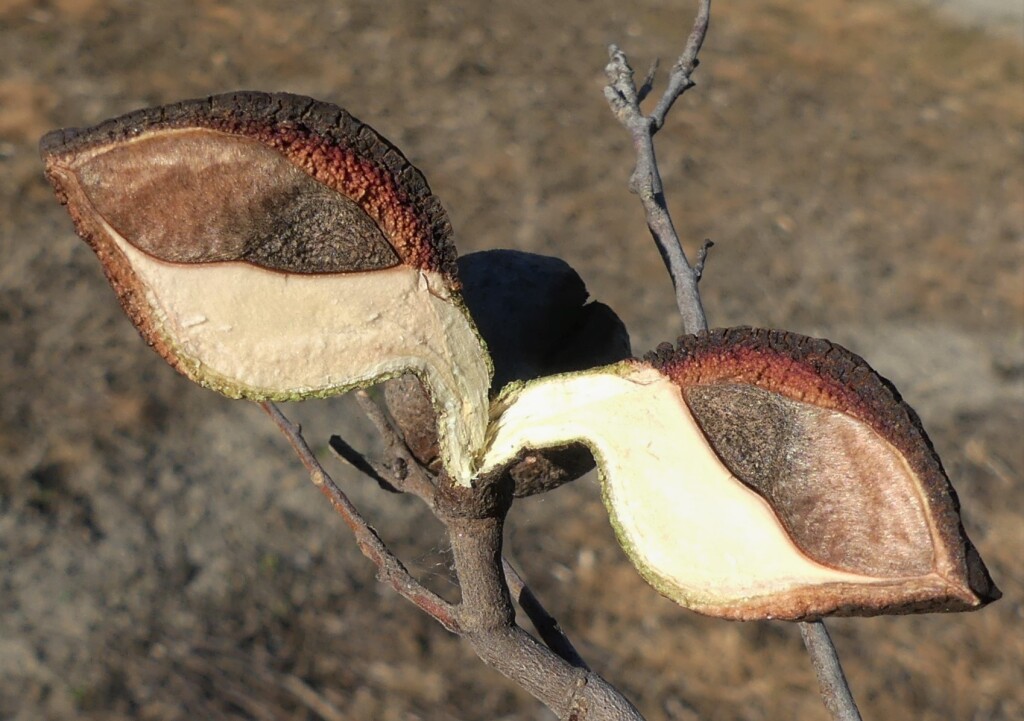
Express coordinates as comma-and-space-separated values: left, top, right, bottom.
636, 58, 660, 105
607, 3, 861, 719
334, 390, 602, 679
286, 397, 602, 696
503, 559, 590, 671
650, 0, 711, 131
603, 0, 713, 335
352, 389, 438, 506
327, 433, 400, 494
800, 621, 863, 721
258, 401, 460, 633
342, 388, 640, 717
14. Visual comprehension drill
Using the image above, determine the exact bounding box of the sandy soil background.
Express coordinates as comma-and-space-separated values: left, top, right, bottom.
1, 0, 1021, 719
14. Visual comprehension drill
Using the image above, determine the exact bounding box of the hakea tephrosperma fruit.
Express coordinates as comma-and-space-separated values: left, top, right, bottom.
42, 93, 998, 620
39, 92, 630, 487
40, 91, 491, 484
481, 328, 999, 620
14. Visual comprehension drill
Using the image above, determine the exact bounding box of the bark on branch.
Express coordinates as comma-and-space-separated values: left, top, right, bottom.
603, 0, 713, 335
442, 502, 644, 721
801, 622, 863, 721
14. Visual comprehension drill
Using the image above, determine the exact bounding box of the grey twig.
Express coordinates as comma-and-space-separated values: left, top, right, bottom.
441, 496, 645, 721
650, 0, 711, 131
608, 2, 861, 719
636, 58, 660, 105
258, 401, 460, 633
800, 621, 863, 721
603, 0, 713, 335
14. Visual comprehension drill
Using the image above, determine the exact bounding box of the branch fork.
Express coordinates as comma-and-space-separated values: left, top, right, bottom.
263, 396, 642, 720
602, 1, 713, 336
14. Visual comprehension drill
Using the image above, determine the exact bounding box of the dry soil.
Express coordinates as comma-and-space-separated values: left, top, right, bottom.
1, 1, 1022, 720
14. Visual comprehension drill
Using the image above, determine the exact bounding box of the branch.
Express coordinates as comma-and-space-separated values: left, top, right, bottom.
258, 401, 460, 633
606, 3, 861, 719
272, 399, 641, 720
339, 391, 601, 679
327, 385, 610, 708
800, 621, 863, 721
650, 0, 711, 132
441, 497, 645, 721
603, 0, 713, 335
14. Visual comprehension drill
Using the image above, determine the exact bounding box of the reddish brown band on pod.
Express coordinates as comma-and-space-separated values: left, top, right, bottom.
40, 91, 457, 282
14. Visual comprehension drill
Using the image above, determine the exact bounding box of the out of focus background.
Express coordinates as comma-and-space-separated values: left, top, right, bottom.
1, 1, 1021, 719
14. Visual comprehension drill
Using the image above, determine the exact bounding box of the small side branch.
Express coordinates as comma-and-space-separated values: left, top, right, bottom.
259, 401, 460, 633
650, 0, 711, 131
693, 239, 713, 280
353, 389, 438, 506
799, 621, 863, 721
328, 433, 400, 494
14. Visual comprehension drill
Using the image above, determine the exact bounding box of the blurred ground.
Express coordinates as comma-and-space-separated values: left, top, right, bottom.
1, 0, 1021, 719
917, 0, 1024, 36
